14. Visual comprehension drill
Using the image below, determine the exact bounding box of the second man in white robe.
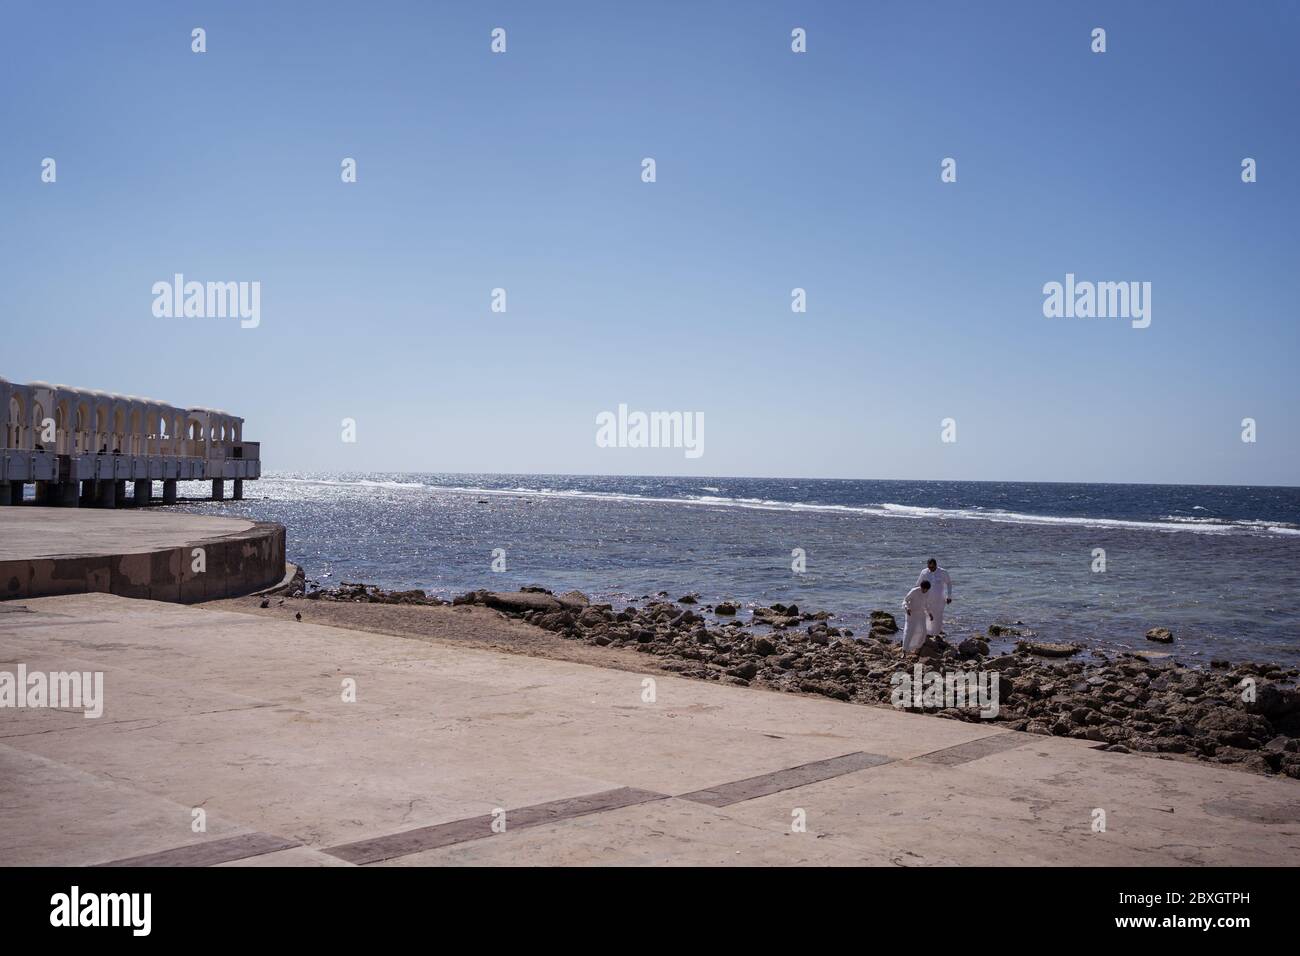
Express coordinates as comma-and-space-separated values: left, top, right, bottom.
916, 558, 952, 636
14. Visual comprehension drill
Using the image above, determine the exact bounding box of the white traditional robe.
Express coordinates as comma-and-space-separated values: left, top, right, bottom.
916, 566, 952, 635
902, 586, 929, 653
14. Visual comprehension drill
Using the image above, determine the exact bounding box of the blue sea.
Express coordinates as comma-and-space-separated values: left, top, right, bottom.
176, 474, 1300, 667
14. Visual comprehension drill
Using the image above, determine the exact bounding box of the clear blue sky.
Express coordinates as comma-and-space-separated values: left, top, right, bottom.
2, 1, 1296, 484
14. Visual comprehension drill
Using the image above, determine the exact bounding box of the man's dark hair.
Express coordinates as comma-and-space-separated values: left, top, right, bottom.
920, 580, 931, 590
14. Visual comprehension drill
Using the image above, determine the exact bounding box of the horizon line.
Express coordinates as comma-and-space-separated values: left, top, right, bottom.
257, 469, 1300, 492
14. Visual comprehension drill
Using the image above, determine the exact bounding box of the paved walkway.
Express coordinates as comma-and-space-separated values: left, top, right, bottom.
0, 510, 252, 560
2, 594, 1297, 866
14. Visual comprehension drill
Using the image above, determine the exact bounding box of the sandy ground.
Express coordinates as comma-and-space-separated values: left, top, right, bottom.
205, 593, 702, 679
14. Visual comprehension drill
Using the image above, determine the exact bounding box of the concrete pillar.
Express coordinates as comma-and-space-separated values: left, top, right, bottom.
134, 480, 152, 506
56, 481, 80, 507
233, 479, 244, 500
80, 480, 95, 506
162, 479, 178, 504
96, 480, 118, 509
8, 482, 24, 506
211, 479, 225, 501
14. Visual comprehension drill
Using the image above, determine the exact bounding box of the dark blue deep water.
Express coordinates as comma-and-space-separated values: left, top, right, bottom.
177, 474, 1300, 667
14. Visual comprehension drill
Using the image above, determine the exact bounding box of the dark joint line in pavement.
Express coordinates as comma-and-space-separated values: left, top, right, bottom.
910, 732, 1035, 766
322, 787, 668, 865
88, 732, 1036, 868
678, 751, 896, 808
95, 832, 300, 868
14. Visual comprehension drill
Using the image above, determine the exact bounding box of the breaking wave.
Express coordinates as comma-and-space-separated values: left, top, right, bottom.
270, 477, 1300, 538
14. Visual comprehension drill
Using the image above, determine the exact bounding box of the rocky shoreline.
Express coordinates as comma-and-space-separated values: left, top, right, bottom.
289, 575, 1300, 778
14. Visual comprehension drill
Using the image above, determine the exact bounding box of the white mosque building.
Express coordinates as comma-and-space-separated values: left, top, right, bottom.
0, 377, 261, 507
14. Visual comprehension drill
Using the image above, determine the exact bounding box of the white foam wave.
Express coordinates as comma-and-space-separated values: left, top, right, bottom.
268, 478, 1298, 537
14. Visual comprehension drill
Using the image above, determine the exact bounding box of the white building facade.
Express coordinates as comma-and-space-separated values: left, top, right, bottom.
0, 377, 261, 507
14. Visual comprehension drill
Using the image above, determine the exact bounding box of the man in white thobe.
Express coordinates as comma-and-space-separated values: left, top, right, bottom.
916, 558, 952, 636
902, 580, 931, 656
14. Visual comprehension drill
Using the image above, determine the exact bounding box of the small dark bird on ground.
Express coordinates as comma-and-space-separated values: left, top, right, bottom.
295, 612, 302, 621
259, 599, 269, 608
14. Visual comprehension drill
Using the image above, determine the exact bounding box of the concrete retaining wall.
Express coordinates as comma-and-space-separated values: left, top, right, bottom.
0, 521, 285, 604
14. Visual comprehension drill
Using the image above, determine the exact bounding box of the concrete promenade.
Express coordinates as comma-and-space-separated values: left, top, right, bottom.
0, 511, 285, 603
2, 593, 1297, 866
